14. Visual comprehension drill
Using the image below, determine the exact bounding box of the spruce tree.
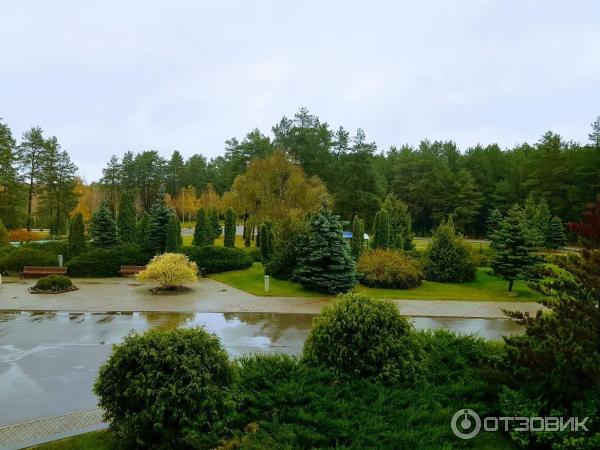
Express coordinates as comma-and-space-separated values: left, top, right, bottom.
117, 192, 137, 244
0, 219, 9, 247
193, 208, 212, 246
67, 212, 86, 257
135, 213, 149, 246
350, 215, 364, 259
371, 208, 391, 249
90, 200, 118, 248
486, 208, 503, 243
209, 209, 222, 240
491, 206, 540, 292
224, 208, 236, 248
382, 194, 414, 250
165, 213, 182, 252
546, 216, 566, 250
295, 209, 358, 294
147, 193, 172, 255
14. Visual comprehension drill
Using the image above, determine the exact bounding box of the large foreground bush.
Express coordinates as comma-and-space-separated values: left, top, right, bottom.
182, 246, 252, 273
0, 247, 56, 272
358, 249, 423, 289
94, 328, 235, 449
67, 244, 150, 277
303, 293, 424, 384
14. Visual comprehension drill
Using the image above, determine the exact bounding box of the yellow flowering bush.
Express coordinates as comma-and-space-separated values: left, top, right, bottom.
137, 253, 198, 289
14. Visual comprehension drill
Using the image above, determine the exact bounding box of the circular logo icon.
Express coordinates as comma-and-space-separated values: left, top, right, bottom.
451, 409, 481, 440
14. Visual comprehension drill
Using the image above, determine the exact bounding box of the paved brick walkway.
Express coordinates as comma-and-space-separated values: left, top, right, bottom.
0, 277, 541, 318
0, 409, 106, 449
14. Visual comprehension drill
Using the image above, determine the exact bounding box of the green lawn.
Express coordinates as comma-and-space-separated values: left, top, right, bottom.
212, 263, 536, 301
210, 262, 323, 297
33, 431, 114, 449
413, 237, 491, 252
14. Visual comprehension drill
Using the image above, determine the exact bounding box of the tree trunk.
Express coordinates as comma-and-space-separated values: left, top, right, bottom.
508, 279, 514, 292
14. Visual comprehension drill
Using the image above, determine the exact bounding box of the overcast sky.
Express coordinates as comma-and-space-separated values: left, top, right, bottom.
1, 1, 599, 181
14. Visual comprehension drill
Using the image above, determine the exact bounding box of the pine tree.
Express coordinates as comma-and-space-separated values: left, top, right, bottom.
67, 212, 86, 257
224, 208, 236, 248
350, 215, 365, 259
117, 192, 136, 244
147, 192, 172, 255
192, 208, 212, 246
90, 200, 118, 248
260, 222, 274, 262
294, 209, 358, 294
135, 213, 149, 246
382, 194, 414, 250
546, 216, 566, 250
371, 208, 391, 249
522, 194, 551, 248
0, 219, 9, 246
208, 209, 222, 241
491, 206, 540, 292
165, 213, 183, 252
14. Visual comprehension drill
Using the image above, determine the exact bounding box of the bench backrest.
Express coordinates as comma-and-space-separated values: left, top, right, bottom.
22, 266, 67, 273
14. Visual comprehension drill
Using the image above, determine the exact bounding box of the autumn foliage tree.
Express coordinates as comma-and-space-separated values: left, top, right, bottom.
568, 196, 600, 248
137, 253, 198, 291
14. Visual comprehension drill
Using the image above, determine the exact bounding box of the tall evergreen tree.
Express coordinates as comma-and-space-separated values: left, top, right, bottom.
90, 200, 118, 248
147, 191, 173, 255
165, 213, 182, 252
491, 206, 540, 291
522, 194, 551, 248
294, 209, 358, 294
350, 215, 365, 259
117, 192, 137, 244
382, 193, 414, 250
0, 219, 9, 247
486, 208, 503, 241
0, 120, 22, 228
135, 213, 149, 246
18, 127, 46, 230
193, 208, 212, 246
208, 209, 222, 240
67, 212, 86, 257
546, 216, 566, 250
224, 208, 236, 248
260, 222, 274, 262
101, 155, 122, 210
371, 208, 391, 249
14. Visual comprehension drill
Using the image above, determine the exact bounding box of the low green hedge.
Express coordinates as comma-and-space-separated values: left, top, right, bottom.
0, 247, 57, 273
182, 246, 253, 273
68, 244, 151, 277
34, 275, 74, 292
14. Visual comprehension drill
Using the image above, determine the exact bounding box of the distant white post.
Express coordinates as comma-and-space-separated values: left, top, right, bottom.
264, 275, 270, 293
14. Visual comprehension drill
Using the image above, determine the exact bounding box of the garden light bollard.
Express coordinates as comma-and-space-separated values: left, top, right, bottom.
264, 275, 270, 293
58, 255, 63, 267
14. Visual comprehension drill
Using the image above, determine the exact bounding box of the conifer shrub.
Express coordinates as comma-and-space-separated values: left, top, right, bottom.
0, 247, 56, 273
358, 249, 423, 289
182, 246, 252, 274
303, 293, 424, 384
33, 275, 74, 292
67, 244, 150, 277
424, 219, 476, 282
94, 328, 235, 449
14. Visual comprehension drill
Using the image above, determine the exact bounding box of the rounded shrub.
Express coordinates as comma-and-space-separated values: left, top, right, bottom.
181, 246, 252, 274
357, 249, 423, 289
94, 328, 235, 449
424, 219, 476, 282
0, 247, 56, 273
34, 275, 74, 292
302, 293, 424, 384
68, 244, 150, 277
137, 253, 198, 290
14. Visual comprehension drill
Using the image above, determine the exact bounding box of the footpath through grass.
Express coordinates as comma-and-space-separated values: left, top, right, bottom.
212, 263, 535, 301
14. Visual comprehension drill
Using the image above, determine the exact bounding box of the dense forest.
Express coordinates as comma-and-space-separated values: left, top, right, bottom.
1, 109, 600, 238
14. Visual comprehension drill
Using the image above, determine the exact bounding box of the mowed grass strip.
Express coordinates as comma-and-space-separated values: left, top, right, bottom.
212, 263, 535, 301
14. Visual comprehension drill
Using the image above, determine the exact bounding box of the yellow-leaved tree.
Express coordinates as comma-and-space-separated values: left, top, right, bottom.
137, 253, 198, 291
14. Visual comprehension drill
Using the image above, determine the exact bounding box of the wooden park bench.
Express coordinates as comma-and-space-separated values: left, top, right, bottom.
119, 265, 146, 276
21, 266, 68, 278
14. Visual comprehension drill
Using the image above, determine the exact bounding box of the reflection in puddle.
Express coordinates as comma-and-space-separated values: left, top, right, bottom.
0, 311, 522, 427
